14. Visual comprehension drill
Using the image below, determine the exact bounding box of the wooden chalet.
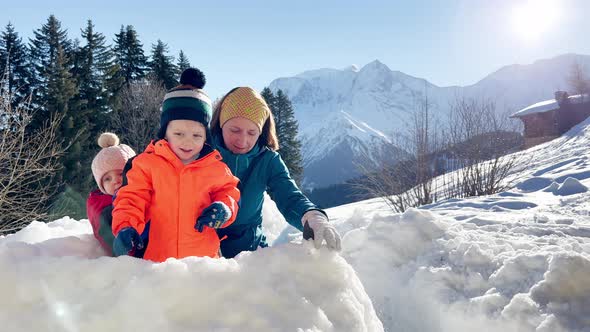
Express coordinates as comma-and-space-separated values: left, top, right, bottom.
511, 91, 590, 148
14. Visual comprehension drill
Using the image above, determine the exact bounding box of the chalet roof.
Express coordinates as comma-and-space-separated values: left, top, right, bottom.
511, 94, 589, 118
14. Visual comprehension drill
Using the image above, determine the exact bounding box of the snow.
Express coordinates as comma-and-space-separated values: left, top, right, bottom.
510, 93, 589, 118
555, 177, 588, 196
510, 98, 559, 117
1, 220, 382, 331
300, 110, 392, 167
3, 118, 590, 331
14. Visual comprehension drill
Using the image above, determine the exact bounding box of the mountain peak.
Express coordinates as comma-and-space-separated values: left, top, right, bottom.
475, 53, 590, 86
362, 59, 390, 71
268, 53, 590, 188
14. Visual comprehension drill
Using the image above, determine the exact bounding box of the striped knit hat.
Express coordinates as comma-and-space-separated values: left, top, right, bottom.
158, 68, 212, 139
220, 87, 271, 132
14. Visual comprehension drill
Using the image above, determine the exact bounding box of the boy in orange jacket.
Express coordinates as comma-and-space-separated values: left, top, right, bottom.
112, 68, 240, 262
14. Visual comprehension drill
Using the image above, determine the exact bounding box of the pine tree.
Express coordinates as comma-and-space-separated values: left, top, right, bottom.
69, 38, 85, 118
0, 22, 31, 105
29, 15, 73, 112
261, 87, 277, 114
112, 26, 125, 61
113, 25, 147, 84
262, 88, 304, 184
149, 39, 177, 89
70, 20, 117, 192
29, 16, 79, 194
47, 45, 78, 182
77, 20, 115, 127
177, 50, 191, 74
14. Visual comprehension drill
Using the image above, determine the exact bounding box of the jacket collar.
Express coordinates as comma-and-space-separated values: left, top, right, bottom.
145, 139, 220, 168
212, 134, 265, 160
212, 134, 267, 178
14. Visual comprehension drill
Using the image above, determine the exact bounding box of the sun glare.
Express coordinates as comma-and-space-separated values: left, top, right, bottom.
511, 0, 561, 42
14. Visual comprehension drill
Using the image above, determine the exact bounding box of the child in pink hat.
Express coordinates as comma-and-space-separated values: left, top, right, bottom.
86, 133, 136, 255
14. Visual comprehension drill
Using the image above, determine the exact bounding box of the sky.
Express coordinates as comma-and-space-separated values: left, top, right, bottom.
2, 113, 590, 331
2, 0, 590, 100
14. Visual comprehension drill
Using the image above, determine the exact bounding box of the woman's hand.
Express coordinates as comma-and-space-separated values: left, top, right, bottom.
301, 210, 342, 251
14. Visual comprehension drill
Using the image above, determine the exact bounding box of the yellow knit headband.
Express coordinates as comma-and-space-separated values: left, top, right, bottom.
220, 87, 271, 132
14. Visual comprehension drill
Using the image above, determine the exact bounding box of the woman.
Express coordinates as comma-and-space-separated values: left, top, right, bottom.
210, 85, 342, 258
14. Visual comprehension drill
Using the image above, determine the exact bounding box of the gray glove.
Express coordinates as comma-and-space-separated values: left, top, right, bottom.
301, 210, 342, 251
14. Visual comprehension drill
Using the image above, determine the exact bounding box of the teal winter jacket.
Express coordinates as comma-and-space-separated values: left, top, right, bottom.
213, 135, 318, 258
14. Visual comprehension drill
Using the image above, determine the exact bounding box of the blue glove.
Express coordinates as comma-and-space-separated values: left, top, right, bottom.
113, 227, 145, 257
195, 202, 232, 233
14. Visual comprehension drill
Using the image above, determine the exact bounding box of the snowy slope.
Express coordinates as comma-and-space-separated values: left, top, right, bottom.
345, 118, 590, 331
278, 117, 590, 331
270, 53, 590, 189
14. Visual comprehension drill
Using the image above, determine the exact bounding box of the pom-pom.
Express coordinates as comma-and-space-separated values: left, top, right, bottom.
180, 67, 206, 89
97, 132, 120, 148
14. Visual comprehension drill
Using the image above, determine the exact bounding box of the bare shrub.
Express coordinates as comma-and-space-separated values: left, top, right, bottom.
438, 97, 524, 199
0, 87, 65, 234
356, 94, 524, 213
111, 75, 166, 152
356, 90, 441, 212
567, 60, 590, 96
356, 151, 414, 213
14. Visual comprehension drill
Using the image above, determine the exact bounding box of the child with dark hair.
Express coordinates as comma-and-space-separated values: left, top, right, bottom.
112, 68, 241, 262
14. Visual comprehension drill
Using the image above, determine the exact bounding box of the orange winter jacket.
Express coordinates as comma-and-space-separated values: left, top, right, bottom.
112, 140, 240, 262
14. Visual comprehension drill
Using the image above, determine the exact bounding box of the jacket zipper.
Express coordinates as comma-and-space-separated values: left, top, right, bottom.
234, 155, 240, 178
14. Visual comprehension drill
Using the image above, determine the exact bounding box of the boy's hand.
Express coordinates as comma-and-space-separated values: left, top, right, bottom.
195, 202, 232, 232
113, 227, 144, 257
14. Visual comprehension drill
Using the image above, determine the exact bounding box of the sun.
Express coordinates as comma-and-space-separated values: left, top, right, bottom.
511, 0, 561, 42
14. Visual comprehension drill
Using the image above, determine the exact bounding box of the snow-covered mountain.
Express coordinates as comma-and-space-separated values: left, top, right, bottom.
269, 53, 590, 189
